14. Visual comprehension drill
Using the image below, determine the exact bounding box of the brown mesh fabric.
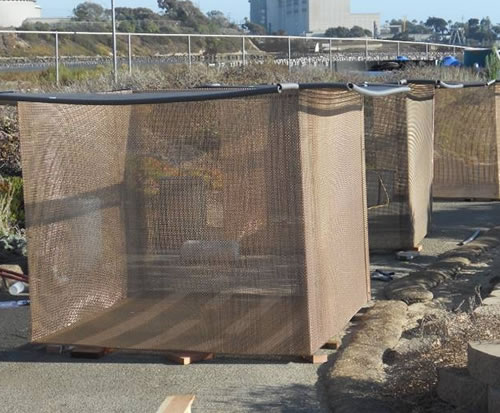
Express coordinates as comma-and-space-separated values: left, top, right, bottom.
18, 104, 130, 342
434, 85, 499, 199
18, 90, 370, 356
365, 85, 435, 250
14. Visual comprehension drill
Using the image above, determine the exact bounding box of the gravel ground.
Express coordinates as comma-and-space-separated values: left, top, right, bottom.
0, 200, 499, 413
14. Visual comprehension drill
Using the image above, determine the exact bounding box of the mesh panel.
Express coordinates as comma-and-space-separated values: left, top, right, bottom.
434, 85, 499, 199
365, 85, 434, 250
18, 90, 370, 356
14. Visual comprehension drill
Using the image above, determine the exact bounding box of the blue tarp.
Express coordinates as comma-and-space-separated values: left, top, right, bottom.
441, 56, 461, 67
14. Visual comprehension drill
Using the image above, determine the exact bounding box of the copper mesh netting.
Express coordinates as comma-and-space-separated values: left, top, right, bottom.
18, 89, 370, 356
434, 84, 499, 199
365, 85, 434, 250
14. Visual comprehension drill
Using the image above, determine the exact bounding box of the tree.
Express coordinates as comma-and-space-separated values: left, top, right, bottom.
325, 26, 371, 38
157, 0, 177, 14
73, 2, 108, 22
325, 27, 351, 38
242, 18, 267, 35
425, 17, 448, 34
349, 26, 368, 37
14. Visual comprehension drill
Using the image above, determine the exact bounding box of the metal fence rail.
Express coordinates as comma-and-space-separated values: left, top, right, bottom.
0, 30, 473, 85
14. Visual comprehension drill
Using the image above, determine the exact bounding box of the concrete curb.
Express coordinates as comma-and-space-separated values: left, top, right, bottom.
326, 300, 408, 413
384, 226, 500, 304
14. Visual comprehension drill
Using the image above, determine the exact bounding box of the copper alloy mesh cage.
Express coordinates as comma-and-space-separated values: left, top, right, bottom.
364, 85, 435, 251
18, 88, 370, 356
434, 84, 500, 199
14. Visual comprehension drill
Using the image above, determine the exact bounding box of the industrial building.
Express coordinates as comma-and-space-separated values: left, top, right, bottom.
0, 0, 42, 28
249, 0, 380, 36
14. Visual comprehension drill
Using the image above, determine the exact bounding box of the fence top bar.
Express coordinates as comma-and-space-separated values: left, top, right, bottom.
0, 85, 281, 105
402, 79, 498, 88
0, 29, 476, 50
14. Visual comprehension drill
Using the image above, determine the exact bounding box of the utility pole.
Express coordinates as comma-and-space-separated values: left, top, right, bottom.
111, 0, 118, 83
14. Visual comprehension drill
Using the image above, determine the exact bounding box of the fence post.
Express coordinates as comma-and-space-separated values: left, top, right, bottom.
188, 35, 192, 68
128, 34, 132, 75
242, 36, 246, 66
397, 41, 400, 56
55, 32, 59, 86
426, 43, 430, 60
288, 37, 292, 71
111, 0, 118, 83
329, 39, 333, 72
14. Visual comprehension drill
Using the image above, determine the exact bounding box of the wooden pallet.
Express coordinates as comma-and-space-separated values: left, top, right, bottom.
45, 345, 329, 365
156, 395, 195, 413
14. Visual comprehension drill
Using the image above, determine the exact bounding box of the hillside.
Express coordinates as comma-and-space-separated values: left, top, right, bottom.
0, 0, 245, 58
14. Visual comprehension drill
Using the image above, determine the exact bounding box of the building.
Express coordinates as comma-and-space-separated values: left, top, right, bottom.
249, 0, 379, 36
0, 0, 42, 28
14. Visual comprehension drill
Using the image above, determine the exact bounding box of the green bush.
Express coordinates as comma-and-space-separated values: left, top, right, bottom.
0, 176, 24, 233
486, 47, 500, 80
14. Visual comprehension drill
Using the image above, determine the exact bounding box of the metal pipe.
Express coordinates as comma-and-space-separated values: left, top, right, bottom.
188, 35, 192, 68
397, 41, 400, 56
128, 33, 132, 75
242, 36, 246, 66
365, 38, 369, 59
55, 32, 59, 86
0, 29, 478, 50
329, 39, 332, 72
348, 83, 411, 97
437, 80, 464, 89
288, 37, 292, 71
111, 0, 118, 83
425, 43, 429, 59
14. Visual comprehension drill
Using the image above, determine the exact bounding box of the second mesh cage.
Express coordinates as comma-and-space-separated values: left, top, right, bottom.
364, 84, 435, 251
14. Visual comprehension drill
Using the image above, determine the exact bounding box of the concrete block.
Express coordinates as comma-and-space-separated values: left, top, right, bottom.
489, 386, 500, 413
468, 341, 500, 386
437, 367, 488, 412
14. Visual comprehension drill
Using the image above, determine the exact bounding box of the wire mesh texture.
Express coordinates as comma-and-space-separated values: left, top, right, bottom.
16, 85, 375, 356
364, 84, 435, 251
434, 82, 500, 199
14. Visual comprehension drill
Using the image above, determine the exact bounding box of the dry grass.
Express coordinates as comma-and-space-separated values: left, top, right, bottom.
0, 62, 485, 93
385, 308, 500, 412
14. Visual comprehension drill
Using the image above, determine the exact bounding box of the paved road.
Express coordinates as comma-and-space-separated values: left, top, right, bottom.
1, 201, 499, 413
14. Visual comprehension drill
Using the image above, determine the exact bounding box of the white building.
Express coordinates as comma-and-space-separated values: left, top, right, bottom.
249, 0, 379, 36
0, 0, 42, 28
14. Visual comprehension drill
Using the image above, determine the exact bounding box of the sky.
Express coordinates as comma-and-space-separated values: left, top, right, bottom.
38, 0, 500, 25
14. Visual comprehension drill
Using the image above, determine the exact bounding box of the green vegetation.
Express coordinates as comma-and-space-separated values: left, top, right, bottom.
486, 47, 500, 80
385, 17, 499, 46
325, 26, 373, 38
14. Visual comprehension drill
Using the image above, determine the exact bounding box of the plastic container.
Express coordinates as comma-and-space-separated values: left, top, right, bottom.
9, 281, 29, 296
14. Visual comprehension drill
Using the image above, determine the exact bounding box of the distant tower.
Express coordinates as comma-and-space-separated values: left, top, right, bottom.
249, 0, 268, 29
0, 0, 42, 28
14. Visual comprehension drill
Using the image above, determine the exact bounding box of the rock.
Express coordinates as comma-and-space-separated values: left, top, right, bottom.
489, 386, 500, 413
474, 305, 500, 316
468, 341, 500, 386
489, 290, 500, 298
437, 367, 488, 412
483, 297, 500, 306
